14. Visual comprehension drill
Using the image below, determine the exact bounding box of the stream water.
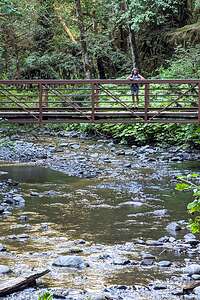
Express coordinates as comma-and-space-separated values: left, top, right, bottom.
0, 136, 199, 299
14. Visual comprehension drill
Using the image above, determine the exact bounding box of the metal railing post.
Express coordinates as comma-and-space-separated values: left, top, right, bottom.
39, 83, 43, 125
198, 81, 200, 123
144, 82, 149, 122
91, 83, 99, 121
95, 83, 99, 109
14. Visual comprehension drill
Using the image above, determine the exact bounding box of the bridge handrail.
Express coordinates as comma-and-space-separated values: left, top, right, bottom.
0, 79, 199, 85
0, 78, 199, 124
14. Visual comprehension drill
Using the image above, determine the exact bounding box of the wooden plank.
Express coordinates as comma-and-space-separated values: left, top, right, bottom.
0, 269, 50, 296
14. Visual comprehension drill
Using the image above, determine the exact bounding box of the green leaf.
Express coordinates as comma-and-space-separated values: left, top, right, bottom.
187, 200, 200, 213
175, 183, 191, 191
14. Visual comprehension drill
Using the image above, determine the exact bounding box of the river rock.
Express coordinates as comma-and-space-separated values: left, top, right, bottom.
60, 143, 69, 148
194, 286, 200, 296
70, 144, 80, 150
0, 265, 11, 274
0, 171, 8, 175
166, 222, 182, 233
19, 215, 28, 222
157, 261, 172, 267
158, 236, 170, 243
13, 195, 25, 204
116, 150, 125, 156
192, 274, 200, 280
153, 284, 167, 290
184, 234, 199, 246
146, 240, 163, 246
118, 201, 143, 208
0, 244, 6, 252
152, 209, 168, 217
113, 258, 131, 266
141, 258, 155, 266
124, 163, 132, 168
99, 254, 112, 260
30, 191, 39, 197
185, 264, 200, 275
141, 253, 155, 259
0, 206, 4, 214
68, 248, 83, 254
53, 255, 86, 268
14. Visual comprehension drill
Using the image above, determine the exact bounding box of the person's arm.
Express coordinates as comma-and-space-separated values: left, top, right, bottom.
127, 74, 132, 80
138, 74, 145, 80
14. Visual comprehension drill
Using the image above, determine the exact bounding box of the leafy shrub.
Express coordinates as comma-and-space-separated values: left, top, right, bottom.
38, 292, 53, 300
176, 174, 200, 233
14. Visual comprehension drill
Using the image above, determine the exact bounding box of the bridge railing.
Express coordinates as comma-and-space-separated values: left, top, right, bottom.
0, 79, 199, 123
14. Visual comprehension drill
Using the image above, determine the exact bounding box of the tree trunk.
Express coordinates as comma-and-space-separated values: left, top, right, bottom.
121, 0, 140, 68
97, 57, 106, 79
92, 9, 106, 79
129, 29, 140, 69
54, 6, 77, 43
75, 0, 91, 79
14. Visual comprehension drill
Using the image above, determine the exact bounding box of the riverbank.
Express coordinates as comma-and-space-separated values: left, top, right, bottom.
0, 131, 200, 299
0, 121, 200, 148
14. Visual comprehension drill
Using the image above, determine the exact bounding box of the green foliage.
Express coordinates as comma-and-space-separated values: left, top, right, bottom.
0, 0, 20, 16
71, 122, 200, 147
0, 0, 198, 79
176, 174, 200, 234
158, 46, 200, 79
176, 183, 191, 191
38, 292, 53, 300
126, 0, 181, 31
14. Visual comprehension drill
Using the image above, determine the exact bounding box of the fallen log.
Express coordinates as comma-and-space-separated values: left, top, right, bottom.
0, 269, 50, 296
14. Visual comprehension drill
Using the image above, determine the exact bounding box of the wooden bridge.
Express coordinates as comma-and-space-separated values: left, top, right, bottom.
0, 79, 199, 124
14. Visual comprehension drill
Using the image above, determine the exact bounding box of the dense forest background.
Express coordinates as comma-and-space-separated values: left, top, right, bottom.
0, 0, 199, 80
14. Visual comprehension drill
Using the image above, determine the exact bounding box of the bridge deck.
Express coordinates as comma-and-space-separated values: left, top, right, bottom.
0, 79, 199, 124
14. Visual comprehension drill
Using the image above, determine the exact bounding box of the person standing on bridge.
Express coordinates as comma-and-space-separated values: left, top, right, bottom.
127, 68, 145, 108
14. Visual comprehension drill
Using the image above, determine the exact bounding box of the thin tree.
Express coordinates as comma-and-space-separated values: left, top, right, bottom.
75, 0, 91, 79
121, 0, 140, 68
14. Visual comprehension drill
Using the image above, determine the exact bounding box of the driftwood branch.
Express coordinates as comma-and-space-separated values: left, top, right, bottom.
0, 269, 50, 296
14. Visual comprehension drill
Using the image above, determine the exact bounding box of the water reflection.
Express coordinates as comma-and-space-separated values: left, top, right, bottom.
0, 159, 198, 290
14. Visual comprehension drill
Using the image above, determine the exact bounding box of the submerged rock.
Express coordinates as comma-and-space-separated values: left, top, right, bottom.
166, 222, 182, 233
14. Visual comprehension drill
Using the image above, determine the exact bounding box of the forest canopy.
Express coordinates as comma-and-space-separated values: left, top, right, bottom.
0, 0, 199, 79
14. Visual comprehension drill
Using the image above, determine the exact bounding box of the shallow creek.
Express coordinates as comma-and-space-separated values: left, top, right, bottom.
0, 136, 199, 299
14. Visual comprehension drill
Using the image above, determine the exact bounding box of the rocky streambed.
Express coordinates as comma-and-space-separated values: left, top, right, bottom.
0, 130, 200, 300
